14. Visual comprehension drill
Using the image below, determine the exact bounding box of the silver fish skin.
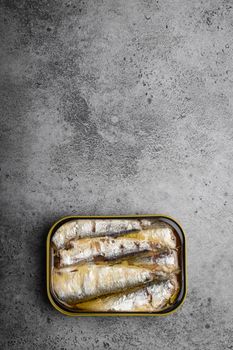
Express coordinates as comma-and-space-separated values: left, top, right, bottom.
123, 223, 176, 249
131, 250, 179, 273
58, 236, 163, 267
52, 264, 158, 304
52, 219, 152, 249
75, 275, 179, 312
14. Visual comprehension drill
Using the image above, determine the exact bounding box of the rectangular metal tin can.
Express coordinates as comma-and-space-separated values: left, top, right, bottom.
47, 214, 187, 316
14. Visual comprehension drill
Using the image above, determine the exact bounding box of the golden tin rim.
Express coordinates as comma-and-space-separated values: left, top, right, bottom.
46, 214, 187, 316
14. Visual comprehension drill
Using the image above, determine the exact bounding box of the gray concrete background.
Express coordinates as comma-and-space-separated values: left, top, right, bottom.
1, 0, 233, 349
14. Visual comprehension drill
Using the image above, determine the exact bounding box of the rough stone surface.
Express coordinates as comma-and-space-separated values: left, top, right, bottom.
1, 0, 233, 349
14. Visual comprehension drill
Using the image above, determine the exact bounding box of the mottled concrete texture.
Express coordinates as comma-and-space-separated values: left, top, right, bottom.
1, 0, 233, 349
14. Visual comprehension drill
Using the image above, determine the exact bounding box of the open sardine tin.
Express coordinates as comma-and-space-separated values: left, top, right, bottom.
47, 215, 186, 316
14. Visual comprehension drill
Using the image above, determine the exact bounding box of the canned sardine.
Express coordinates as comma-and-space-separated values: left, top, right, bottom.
47, 215, 186, 316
